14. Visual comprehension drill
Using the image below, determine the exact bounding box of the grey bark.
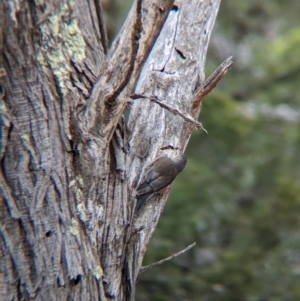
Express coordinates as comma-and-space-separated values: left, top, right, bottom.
0, 0, 222, 300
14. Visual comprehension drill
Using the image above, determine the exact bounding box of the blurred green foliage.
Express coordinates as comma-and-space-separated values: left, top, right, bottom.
104, 1, 300, 300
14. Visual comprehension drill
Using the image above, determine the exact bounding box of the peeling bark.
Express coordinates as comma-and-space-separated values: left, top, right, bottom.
0, 0, 224, 300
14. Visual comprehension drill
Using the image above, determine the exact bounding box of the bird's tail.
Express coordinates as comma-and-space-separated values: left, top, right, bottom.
135, 193, 151, 213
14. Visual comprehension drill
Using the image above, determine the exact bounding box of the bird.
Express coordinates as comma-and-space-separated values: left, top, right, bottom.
135, 152, 187, 212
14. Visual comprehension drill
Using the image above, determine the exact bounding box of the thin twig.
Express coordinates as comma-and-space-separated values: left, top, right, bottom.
139, 242, 196, 274
131, 94, 208, 133
192, 56, 233, 110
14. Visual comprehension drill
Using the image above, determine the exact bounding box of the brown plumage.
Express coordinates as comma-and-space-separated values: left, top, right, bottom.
136, 153, 187, 212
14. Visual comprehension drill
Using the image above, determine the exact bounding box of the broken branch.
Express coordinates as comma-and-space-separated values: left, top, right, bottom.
192, 56, 233, 110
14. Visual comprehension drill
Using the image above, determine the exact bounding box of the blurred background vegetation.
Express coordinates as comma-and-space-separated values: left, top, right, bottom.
103, 1, 300, 300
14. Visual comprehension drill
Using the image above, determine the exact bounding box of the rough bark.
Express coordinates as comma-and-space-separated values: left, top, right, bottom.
0, 0, 223, 300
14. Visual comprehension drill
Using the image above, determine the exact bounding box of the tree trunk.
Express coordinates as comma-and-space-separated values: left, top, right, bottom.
0, 0, 224, 300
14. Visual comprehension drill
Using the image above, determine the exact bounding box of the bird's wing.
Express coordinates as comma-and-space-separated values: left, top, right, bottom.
136, 157, 171, 195
136, 181, 152, 195
137, 157, 176, 195
148, 173, 174, 192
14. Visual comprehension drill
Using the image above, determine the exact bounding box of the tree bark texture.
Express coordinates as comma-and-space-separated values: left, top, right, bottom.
0, 0, 221, 300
